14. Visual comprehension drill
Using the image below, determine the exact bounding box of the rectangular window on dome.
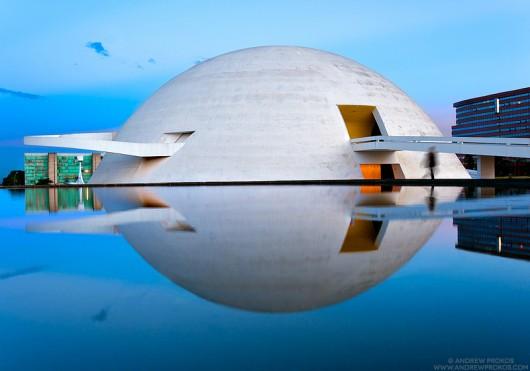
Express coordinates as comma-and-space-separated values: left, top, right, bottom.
337, 105, 382, 139
160, 131, 194, 144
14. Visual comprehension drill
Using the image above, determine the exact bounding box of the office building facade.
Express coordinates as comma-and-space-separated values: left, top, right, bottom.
24, 153, 102, 185
452, 87, 530, 176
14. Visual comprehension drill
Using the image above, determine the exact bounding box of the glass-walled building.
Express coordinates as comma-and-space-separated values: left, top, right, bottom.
452, 87, 530, 176
24, 153, 102, 185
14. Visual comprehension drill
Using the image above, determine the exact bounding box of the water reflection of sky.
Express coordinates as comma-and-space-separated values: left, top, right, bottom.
0, 186, 529, 370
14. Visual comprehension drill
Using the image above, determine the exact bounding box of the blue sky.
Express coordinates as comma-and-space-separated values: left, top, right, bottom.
1, 0, 529, 175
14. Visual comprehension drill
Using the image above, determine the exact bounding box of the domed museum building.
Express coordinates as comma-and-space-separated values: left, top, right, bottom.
26, 46, 468, 183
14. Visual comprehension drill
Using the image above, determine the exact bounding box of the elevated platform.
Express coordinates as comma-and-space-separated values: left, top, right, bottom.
24, 132, 186, 158
351, 135, 529, 179
351, 136, 530, 158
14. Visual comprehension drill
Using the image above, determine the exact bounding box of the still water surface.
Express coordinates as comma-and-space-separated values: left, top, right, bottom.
0, 186, 529, 370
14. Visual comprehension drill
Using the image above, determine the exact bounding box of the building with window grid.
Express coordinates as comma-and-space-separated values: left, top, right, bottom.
24, 153, 102, 185
452, 87, 530, 176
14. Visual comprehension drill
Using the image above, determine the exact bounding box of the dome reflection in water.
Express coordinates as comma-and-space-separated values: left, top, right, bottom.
31, 186, 460, 313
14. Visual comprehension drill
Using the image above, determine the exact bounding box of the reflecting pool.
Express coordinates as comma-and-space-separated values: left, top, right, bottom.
0, 186, 529, 370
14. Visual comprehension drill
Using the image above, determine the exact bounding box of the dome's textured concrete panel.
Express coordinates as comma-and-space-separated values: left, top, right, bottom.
91, 46, 468, 183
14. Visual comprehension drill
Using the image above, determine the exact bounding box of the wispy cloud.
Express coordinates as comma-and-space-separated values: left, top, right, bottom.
85, 41, 110, 57
0, 88, 41, 100
91, 306, 110, 322
194, 57, 208, 65
0, 265, 47, 280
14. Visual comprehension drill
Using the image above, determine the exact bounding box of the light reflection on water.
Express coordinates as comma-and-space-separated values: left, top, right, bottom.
0, 186, 529, 370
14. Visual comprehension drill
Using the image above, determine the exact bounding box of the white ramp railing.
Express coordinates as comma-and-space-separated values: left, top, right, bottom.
351, 136, 530, 158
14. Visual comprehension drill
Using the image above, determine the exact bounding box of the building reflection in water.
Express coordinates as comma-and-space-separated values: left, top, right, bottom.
455, 217, 529, 260
25, 185, 530, 312
453, 188, 530, 260
25, 188, 102, 212
454, 188, 530, 260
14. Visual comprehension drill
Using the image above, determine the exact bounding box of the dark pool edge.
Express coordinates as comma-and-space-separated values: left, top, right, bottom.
2, 178, 530, 189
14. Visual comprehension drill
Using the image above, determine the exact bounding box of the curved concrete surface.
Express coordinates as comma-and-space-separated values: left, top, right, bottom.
88, 46, 468, 183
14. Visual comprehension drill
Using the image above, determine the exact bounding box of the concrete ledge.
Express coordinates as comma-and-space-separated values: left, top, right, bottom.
2, 178, 529, 189
24, 133, 183, 157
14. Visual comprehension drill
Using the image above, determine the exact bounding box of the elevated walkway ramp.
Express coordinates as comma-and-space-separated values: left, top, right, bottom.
351, 136, 530, 158
24, 132, 190, 158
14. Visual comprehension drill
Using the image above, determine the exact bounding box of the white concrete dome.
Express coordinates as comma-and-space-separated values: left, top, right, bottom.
91, 46, 467, 183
